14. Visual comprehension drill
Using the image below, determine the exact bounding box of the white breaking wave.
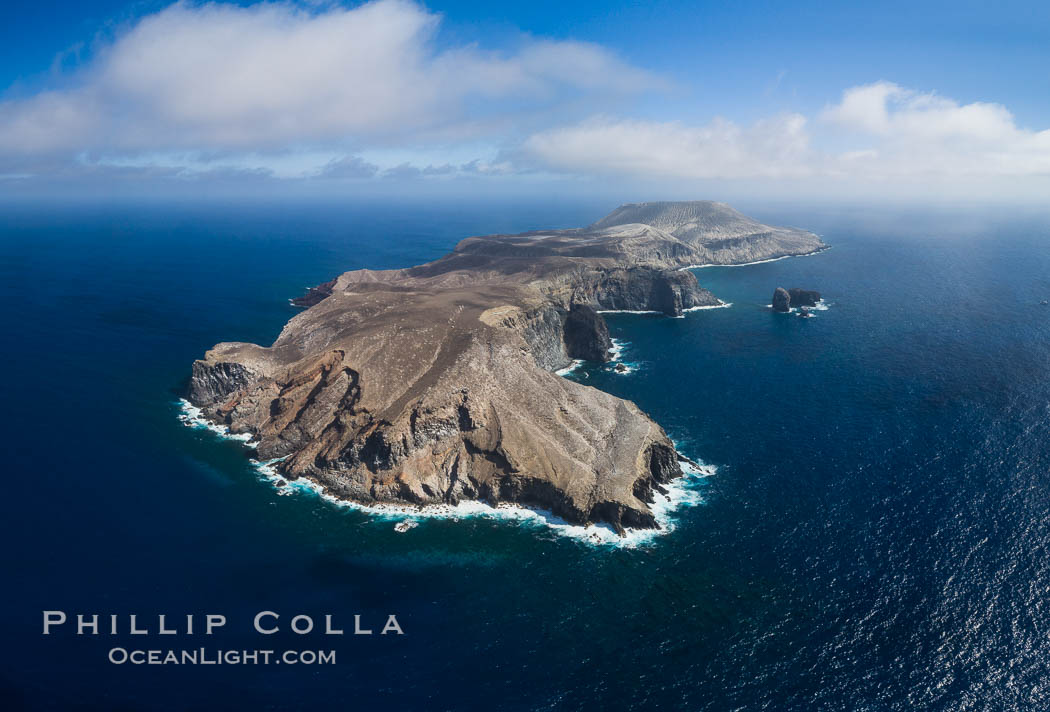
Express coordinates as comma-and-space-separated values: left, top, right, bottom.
555, 359, 584, 376
767, 298, 830, 315
677, 246, 829, 271
677, 301, 733, 317
252, 455, 714, 548
596, 308, 662, 314
683, 301, 732, 311
679, 255, 793, 270
176, 399, 714, 548
177, 399, 257, 445
599, 302, 730, 320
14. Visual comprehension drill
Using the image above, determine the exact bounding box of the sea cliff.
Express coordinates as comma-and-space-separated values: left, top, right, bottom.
187, 202, 824, 534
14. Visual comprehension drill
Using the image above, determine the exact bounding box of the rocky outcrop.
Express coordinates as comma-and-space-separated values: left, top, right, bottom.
787, 288, 821, 307
563, 304, 612, 362
189, 202, 824, 534
772, 287, 821, 313
772, 287, 791, 313
584, 266, 717, 316
188, 360, 258, 405
519, 304, 573, 372
289, 279, 335, 307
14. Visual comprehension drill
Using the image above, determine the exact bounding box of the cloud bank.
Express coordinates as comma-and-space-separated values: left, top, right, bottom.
522, 114, 812, 179
0, 1, 1047, 197
820, 82, 1050, 178
521, 83, 1050, 183
0, 0, 655, 156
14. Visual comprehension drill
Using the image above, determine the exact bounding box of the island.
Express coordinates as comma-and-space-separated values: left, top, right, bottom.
772, 287, 822, 313
187, 202, 825, 534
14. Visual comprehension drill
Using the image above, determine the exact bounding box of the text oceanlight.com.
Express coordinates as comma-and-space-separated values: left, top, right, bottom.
108, 648, 336, 665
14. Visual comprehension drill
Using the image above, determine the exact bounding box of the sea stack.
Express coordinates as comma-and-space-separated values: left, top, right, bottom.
788, 288, 821, 307
772, 287, 821, 312
772, 287, 792, 312
187, 202, 825, 534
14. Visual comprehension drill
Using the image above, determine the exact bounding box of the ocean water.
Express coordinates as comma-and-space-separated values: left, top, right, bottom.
4, 199, 1050, 711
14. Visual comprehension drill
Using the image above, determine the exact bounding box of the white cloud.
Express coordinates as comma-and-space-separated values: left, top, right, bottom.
822, 81, 1018, 141
522, 113, 813, 179
819, 81, 1050, 177
0, 0, 656, 158
519, 82, 1050, 183
1, 0, 1047, 196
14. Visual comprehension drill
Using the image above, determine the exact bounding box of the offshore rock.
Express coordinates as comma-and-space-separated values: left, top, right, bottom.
189, 202, 824, 533
788, 288, 821, 307
772, 287, 792, 313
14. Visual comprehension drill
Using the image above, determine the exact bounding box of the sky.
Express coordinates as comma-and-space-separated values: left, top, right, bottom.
1, 0, 1048, 202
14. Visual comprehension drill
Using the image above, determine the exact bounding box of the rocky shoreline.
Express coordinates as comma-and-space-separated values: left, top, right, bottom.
186, 201, 825, 535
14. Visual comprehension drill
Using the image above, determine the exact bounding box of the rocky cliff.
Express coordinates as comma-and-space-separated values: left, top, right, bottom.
564, 304, 613, 362
187, 202, 824, 534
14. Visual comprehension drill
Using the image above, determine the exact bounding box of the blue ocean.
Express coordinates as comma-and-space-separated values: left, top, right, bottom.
5, 199, 1050, 710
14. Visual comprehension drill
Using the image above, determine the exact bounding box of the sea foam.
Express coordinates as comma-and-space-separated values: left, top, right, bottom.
178, 399, 256, 445
679, 255, 794, 270
555, 359, 584, 376
596, 309, 662, 315
177, 399, 713, 548
677, 301, 733, 317
252, 455, 713, 548
766, 298, 831, 315
606, 338, 641, 374
677, 246, 829, 271
683, 301, 732, 312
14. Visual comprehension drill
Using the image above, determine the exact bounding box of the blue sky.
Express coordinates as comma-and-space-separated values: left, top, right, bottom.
1, 0, 1048, 200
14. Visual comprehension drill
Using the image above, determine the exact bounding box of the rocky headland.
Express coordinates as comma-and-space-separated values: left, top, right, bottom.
187, 201, 825, 534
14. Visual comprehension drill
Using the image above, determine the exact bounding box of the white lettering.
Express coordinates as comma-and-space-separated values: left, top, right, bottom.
129, 614, 147, 635
291, 615, 314, 634
206, 614, 226, 635
158, 615, 176, 635
254, 611, 278, 635
77, 614, 98, 635
325, 614, 343, 635
381, 615, 404, 635
42, 611, 66, 634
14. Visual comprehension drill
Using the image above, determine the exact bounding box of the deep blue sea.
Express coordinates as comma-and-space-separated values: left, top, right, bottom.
5, 199, 1050, 711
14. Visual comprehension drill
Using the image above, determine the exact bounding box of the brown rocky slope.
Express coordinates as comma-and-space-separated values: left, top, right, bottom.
187, 202, 824, 534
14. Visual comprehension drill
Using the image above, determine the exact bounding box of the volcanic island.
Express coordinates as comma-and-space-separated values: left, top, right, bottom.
187, 202, 824, 535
